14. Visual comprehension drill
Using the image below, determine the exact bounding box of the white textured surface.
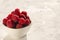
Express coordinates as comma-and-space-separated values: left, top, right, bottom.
0, 0, 60, 40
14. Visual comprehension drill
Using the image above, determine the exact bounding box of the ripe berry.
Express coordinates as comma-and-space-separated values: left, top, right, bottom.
18, 18, 25, 25
3, 18, 8, 26
19, 14, 26, 19
7, 14, 12, 19
6, 19, 14, 28
16, 24, 22, 29
26, 16, 31, 23
26, 16, 30, 19
3, 8, 31, 29
25, 19, 30, 25
11, 14, 19, 22
21, 11, 27, 16
11, 11, 15, 15
15, 8, 20, 16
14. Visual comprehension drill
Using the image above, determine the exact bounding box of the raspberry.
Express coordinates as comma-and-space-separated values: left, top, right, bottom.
3, 18, 8, 26
11, 11, 15, 15
3, 8, 31, 29
15, 8, 20, 16
6, 19, 14, 28
25, 19, 30, 25
12, 21, 18, 28
16, 24, 22, 29
11, 8, 20, 16
7, 14, 12, 19
26, 16, 30, 19
29, 19, 31, 23
19, 14, 26, 19
21, 11, 27, 16
18, 18, 25, 24
11, 14, 19, 22
26, 16, 31, 23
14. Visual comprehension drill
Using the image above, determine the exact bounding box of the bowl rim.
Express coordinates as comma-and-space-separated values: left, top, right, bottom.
3, 24, 31, 30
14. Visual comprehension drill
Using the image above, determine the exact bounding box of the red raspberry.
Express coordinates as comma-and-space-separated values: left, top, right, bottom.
21, 11, 27, 16
29, 19, 31, 23
25, 19, 30, 25
26, 16, 30, 19
11, 8, 20, 16
19, 14, 26, 19
6, 19, 14, 28
26, 16, 31, 23
7, 14, 12, 19
16, 24, 22, 29
18, 18, 25, 25
11, 14, 19, 22
11, 11, 15, 15
3, 8, 31, 29
3, 18, 8, 26
15, 8, 20, 16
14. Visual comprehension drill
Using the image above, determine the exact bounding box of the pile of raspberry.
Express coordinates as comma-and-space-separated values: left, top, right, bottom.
3, 8, 31, 29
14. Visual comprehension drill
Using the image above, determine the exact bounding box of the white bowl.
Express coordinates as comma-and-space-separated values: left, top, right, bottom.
3, 25, 31, 39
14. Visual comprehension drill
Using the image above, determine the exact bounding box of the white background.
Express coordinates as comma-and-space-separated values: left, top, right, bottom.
0, 0, 60, 40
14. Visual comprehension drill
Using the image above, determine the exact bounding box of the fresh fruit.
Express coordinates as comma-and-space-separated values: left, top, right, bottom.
11, 8, 20, 16
3, 18, 8, 26
18, 18, 25, 25
21, 11, 27, 16
3, 8, 31, 29
6, 19, 14, 28
25, 19, 30, 25
11, 14, 19, 22
26, 16, 30, 19
15, 8, 20, 16
7, 14, 12, 19
19, 14, 26, 19
11, 11, 15, 15
26, 16, 31, 23
16, 24, 22, 29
